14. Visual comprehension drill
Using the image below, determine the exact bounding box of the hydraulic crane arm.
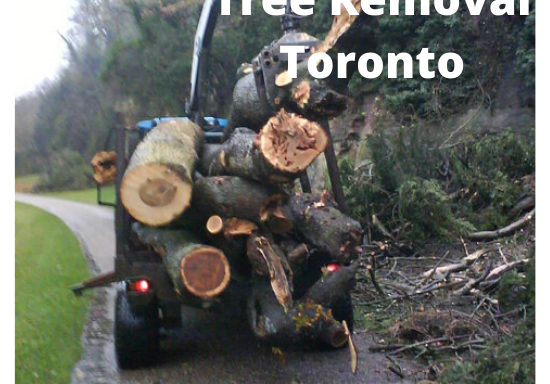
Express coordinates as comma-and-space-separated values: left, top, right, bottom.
186, 0, 221, 125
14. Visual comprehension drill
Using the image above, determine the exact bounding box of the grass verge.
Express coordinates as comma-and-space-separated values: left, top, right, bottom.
43, 184, 116, 205
15, 203, 90, 384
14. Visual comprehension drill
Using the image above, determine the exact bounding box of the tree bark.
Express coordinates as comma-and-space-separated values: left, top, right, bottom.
121, 120, 203, 226
133, 224, 230, 299
202, 112, 328, 183
192, 176, 284, 224
247, 278, 348, 348
468, 209, 535, 241
247, 234, 293, 311
224, 62, 347, 140
263, 193, 364, 264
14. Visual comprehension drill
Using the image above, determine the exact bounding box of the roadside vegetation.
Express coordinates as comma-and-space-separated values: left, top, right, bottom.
15, 174, 115, 205
44, 184, 116, 205
15, 203, 90, 384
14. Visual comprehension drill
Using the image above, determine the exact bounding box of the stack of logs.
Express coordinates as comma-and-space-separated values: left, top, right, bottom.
112, 108, 363, 348
91, 3, 368, 348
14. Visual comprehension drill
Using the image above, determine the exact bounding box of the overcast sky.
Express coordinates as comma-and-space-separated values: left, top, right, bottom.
14, 0, 76, 98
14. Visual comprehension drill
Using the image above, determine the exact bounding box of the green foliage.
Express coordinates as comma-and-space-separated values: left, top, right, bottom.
398, 178, 475, 240
36, 149, 95, 191
340, 123, 534, 243
515, 7, 536, 90
102, 0, 281, 116
347, 2, 535, 119
449, 127, 535, 228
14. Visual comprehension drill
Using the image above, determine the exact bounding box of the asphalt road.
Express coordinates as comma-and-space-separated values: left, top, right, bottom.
16, 194, 422, 384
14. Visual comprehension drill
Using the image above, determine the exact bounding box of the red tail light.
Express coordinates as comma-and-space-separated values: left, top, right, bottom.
129, 279, 150, 293
326, 263, 340, 273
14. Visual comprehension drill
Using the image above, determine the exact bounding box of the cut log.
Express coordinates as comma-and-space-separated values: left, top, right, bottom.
192, 176, 284, 224
224, 63, 347, 140
247, 235, 293, 311
248, 279, 348, 348
272, 61, 346, 119
256, 110, 328, 176
91, 151, 116, 184
201, 114, 328, 183
262, 193, 364, 264
206, 215, 224, 235
133, 224, 230, 299
304, 264, 358, 309
121, 120, 203, 226
224, 73, 273, 136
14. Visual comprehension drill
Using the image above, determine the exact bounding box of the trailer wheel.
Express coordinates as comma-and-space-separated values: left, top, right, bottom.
115, 289, 160, 369
331, 294, 354, 334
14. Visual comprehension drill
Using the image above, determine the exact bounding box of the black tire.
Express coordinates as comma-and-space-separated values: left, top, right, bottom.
331, 294, 354, 333
115, 289, 160, 369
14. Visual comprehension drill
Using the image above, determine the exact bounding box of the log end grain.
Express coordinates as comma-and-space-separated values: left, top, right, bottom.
320, 321, 348, 348
257, 110, 328, 174
91, 150, 116, 184
206, 215, 224, 235
180, 246, 231, 298
121, 163, 192, 226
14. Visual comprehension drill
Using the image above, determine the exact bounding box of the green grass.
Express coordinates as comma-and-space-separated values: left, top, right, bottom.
15, 174, 41, 192
44, 184, 116, 205
15, 203, 91, 384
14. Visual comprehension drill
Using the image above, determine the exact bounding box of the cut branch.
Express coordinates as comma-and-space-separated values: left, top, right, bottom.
224, 63, 346, 139
206, 215, 224, 235
268, 193, 364, 264
223, 218, 258, 238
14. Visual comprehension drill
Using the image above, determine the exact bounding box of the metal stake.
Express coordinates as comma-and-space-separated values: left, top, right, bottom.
321, 120, 348, 213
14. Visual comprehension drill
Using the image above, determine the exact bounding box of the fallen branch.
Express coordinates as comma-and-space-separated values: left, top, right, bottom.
422, 249, 491, 280
509, 195, 535, 218
468, 209, 535, 241
485, 259, 530, 282
453, 259, 493, 296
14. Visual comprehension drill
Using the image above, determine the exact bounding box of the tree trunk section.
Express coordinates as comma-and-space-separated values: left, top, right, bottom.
263, 193, 364, 264
202, 113, 327, 183
133, 224, 230, 299
121, 120, 203, 226
192, 176, 284, 224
